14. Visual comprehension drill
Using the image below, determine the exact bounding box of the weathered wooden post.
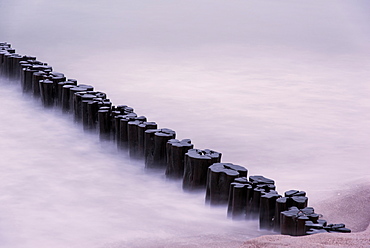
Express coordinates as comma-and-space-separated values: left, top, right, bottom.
144, 129, 161, 165
75, 92, 97, 122
281, 207, 300, 235
259, 191, 281, 230
82, 99, 95, 130
24, 65, 52, 95
62, 85, 76, 112
32, 71, 49, 97
119, 114, 138, 150
165, 139, 193, 179
110, 109, 121, 141
86, 99, 101, 130
144, 129, 175, 168
274, 197, 288, 232
273, 190, 308, 232
3, 52, 15, 79
182, 149, 221, 191
49, 72, 66, 101
206, 163, 247, 205
68, 85, 93, 114
98, 106, 111, 141
115, 111, 137, 149
128, 117, 147, 159
8, 54, 23, 80
19, 62, 32, 84
56, 79, 77, 106
0, 50, 9, 74
144, 128, 176, 168
323, 223, 351, 233
39, 79, 55, 107
247, 175, 275, 219
279, 205, 331, 236
227, 179, 252, 219
23, 66, 41, 92
138, 122, 157, 158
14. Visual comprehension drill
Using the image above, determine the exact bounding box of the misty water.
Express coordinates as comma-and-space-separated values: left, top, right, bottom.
1, 0, 370, 247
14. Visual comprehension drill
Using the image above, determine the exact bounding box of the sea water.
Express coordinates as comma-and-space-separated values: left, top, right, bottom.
0, 0, 370, 247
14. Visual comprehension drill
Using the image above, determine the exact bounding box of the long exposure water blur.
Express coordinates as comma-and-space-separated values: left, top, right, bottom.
1, 1, 370, 247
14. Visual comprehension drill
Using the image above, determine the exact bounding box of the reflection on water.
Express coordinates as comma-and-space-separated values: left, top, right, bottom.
1, 0, 370, 247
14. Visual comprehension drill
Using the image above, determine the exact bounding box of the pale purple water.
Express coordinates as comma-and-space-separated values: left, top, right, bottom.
1, 0, 370, 247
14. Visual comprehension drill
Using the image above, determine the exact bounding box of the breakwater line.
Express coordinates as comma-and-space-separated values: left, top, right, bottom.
0, 41, 351, 238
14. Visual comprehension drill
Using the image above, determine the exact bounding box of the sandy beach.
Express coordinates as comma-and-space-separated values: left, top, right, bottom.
241, 182, 370, 248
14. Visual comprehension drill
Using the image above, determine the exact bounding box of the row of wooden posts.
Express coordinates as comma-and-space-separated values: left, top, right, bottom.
0, 42, 351, 236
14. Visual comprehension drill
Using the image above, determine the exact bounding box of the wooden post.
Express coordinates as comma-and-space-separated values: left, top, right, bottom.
227, 182, 251, 219
56, 79, 77, 106
119, 114, 138, 150
274, 197, 288, 232
87, 100, 101, 130
280, 207, 300, 235
8, 54, 23, 80
75, 92, 97, 122
114, 115, 124, 144
144, 129, 161, 167
128, 117, 147, 159
150, 129, 176, 168
39, 79, 55, 107
98, 106, 111, 141
23, 66, 40, 92
296, 215, 309, 236
68, 86, 88, 113
82, 99, 96, 130
61, 85, 76, 112
32, 71, 50, 97
182, 149, 221, 191
291, 196, 308, 209
259, 192, 281, 230
206, 163, 247, 205
247, 175, 275, 219
110, 109, 122, 141
49, 72, 66, 103
138, 122, 157, 158
165, 139, 193, 179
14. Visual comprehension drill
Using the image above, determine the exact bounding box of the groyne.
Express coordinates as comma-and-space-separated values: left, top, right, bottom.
0, 42, 351, 236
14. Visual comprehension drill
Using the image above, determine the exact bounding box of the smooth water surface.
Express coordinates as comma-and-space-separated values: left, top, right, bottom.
1, 0, 370, 247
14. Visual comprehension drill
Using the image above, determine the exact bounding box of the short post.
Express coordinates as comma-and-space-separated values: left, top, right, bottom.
281, 207, 300, 236
56, 79, 77, 106
274, 197, 288, 232
144, 129, 161, 166
32, 71, 49, 97
259, 192, 281, 230
119, 114, 138, 150
182, 149, 221, 191
61, 85, 76, 112
98, 106, 111, 141
247, 175, 275, 219
86, 100, 101, 130
23, 66, 40, 93
227, 182, 251, 219
206, 162, 247, 205
128, 117, 148, 159
165, 139, 193, 179
39, 79, 55, 107
138, 122, 157, 158
145, 128, 176, 168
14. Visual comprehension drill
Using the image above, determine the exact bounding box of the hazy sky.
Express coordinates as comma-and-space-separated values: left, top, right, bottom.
1, 0, 369, 55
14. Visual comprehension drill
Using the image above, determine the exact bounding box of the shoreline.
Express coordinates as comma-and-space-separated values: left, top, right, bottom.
240, 181, 370, 248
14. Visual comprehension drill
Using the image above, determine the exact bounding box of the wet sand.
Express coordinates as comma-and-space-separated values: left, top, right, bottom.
241, 182, 370, 248
101, 182, 369, 248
